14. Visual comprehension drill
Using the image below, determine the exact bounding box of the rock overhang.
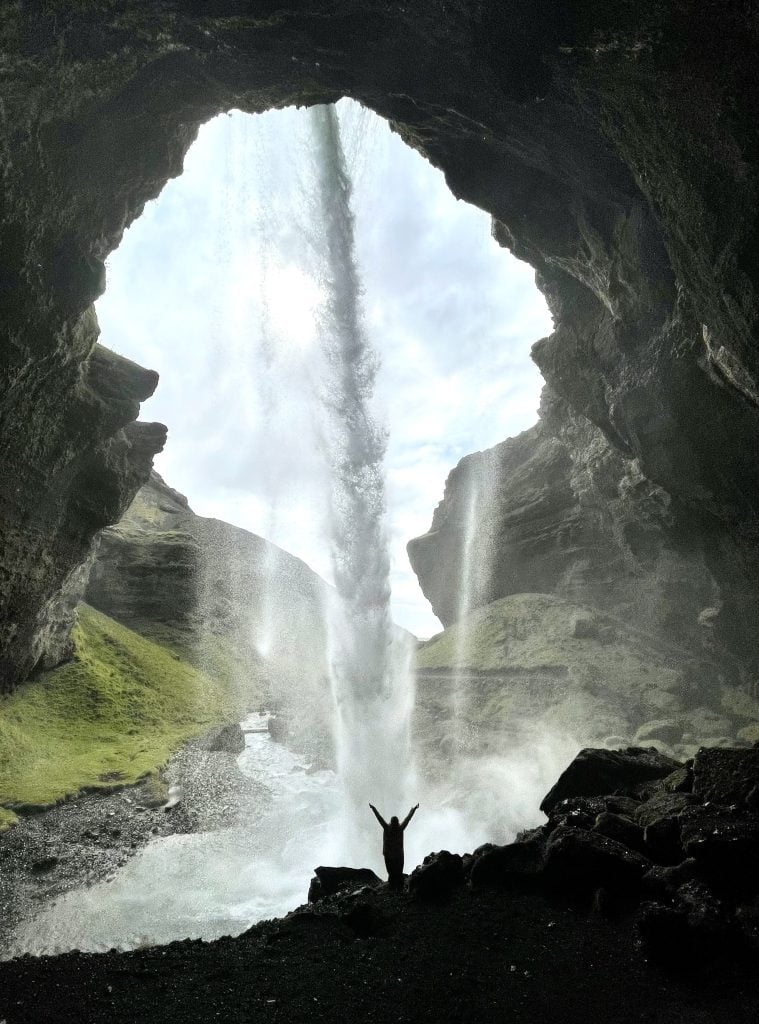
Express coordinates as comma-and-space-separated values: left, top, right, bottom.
2, 1, 759, 688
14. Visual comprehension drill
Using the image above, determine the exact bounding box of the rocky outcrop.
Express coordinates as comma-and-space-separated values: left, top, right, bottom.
413, 592, 759, 768
466, 743, 759, 968
86, 471, 333, 754
408, 390, 759, 687
2, 2, 759, 696
0, 335, 165, 690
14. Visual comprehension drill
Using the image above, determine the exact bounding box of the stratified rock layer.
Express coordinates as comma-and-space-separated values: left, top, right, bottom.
86, 471, 333, 750
2, 2, 759, 692
408, 389, 759, 685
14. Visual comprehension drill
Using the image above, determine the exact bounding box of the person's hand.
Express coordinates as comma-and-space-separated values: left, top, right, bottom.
414, 803, 420, 810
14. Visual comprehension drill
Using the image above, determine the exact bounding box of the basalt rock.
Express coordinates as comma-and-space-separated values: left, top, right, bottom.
3, 2, 759, 700
540, 747, 680, 815
409, 850, 465, 901
691, 747, 759, 806
308, 866, 383, 903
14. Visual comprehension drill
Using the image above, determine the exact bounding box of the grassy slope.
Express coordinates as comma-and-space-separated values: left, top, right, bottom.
414, 593, 688, 743
414, 593, 759, 750
0, 604, 258, 827
416, 592, 683, 686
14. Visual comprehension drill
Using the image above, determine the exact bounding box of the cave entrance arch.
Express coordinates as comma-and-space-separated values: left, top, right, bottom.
96, 99, 551, 639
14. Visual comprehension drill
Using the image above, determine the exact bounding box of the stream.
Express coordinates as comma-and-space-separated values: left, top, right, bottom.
4, 715, 345, 958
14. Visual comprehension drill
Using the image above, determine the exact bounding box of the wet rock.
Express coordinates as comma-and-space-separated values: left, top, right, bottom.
542, 825, 650, 894
662, 763, 694, 794
634, 790, 693, 828
593, 812, 646, 855
308, 866, 382, 903
540, 748, 681, 814
692, 747, 759, 806
545, 795, 607, 832
680, 811, 759, 895
193, 724, 245, 755
409, 851, 465, 901
643, 816, 684, 866
642, 858, 700, 899
603, 795, 641, 817
469, 840, 544, 889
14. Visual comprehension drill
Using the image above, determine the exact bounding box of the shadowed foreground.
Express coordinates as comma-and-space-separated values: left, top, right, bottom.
1, 883, 756, 1024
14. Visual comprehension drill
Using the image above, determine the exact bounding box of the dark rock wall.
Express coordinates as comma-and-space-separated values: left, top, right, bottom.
2, 2, 759, 689
408, 387, 759, 684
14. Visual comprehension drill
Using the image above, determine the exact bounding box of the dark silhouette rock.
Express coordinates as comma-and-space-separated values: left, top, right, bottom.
469, 840, 544, 889
634, 790, 694, 828
540, 748, 681, 815
642, 858, 700, 899
409, 851, 465, 901
680, 812, 759, 895
308, 866, 382, 903
692, 747, 759, 806
545, 795, 608, 832
643, 816, 685, 867
593, 812, 646, 855
542, 825, 650, 894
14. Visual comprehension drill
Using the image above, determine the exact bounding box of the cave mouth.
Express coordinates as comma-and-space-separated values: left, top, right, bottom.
0, 101, 560, 959
96, 99, 552, 639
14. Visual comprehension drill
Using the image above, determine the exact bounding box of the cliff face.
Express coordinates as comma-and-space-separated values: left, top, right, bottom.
409, 388, 759, 685
1, 2, 759, 691
86, 471, 333, 748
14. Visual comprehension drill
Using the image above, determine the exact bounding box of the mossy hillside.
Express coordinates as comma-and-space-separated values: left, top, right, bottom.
0, 604, 260, 818
417, 592, 685, 684
412, 593, 751, 751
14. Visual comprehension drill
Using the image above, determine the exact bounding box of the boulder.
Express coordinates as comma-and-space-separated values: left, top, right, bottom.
308, 866, 382, 903
692, 747, 759, 806
635, 883, 742, 969
643, 816, 685, 866
540, 748, 681, 814
193, 724, 246, 755
409, 850, 465, 901
634, 790, 693, 828
545, 795, 607, 831
593, 812, 646, 855
542, 825, 650, 894
642, 858, 700, 899
680, 811, 759, 895
469, 840, 544, 889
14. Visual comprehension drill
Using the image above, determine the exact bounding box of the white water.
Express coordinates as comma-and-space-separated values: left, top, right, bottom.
307, 105, 416, 858
5, 716, 342, 957
4, 716, 573, 959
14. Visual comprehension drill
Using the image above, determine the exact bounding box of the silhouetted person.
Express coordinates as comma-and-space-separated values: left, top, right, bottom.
369, 802, 419, 888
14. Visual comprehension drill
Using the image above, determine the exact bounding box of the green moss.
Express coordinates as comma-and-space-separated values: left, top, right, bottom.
414, 593, 687, 737
0, 604, 253, 814
0, 807, 18, 831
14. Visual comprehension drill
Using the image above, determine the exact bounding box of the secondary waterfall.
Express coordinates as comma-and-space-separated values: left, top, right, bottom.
308, 105, 415, 857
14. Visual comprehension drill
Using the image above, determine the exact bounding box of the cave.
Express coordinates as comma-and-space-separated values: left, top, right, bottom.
2, 2, 759, 1020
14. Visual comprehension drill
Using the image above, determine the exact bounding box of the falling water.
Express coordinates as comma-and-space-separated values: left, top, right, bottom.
308, 105, 415, 855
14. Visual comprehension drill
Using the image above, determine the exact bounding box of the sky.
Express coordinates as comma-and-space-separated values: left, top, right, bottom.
96, 100, 552, 638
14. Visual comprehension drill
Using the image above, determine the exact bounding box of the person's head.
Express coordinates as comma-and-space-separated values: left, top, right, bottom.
390, 815, 399, 826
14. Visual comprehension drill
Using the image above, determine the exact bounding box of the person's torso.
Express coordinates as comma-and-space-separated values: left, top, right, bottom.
383, 823, 404, 858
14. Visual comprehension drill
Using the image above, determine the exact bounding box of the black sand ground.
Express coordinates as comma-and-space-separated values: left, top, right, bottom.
0, 882, 756, 1024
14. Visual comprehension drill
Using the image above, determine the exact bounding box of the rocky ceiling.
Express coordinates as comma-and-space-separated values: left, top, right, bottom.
1, 1, 758, 690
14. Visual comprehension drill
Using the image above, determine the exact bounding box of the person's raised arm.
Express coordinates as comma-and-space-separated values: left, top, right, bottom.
369, 803, 387, 829
401, 803, 419, 829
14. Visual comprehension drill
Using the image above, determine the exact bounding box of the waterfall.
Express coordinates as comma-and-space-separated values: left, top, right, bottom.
308, 105, 415, 854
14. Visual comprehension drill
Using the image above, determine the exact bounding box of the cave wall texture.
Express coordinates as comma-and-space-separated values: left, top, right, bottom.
1, 1, 759, 691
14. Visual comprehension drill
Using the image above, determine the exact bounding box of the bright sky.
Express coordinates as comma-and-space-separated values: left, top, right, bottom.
96, 100, 552, 638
